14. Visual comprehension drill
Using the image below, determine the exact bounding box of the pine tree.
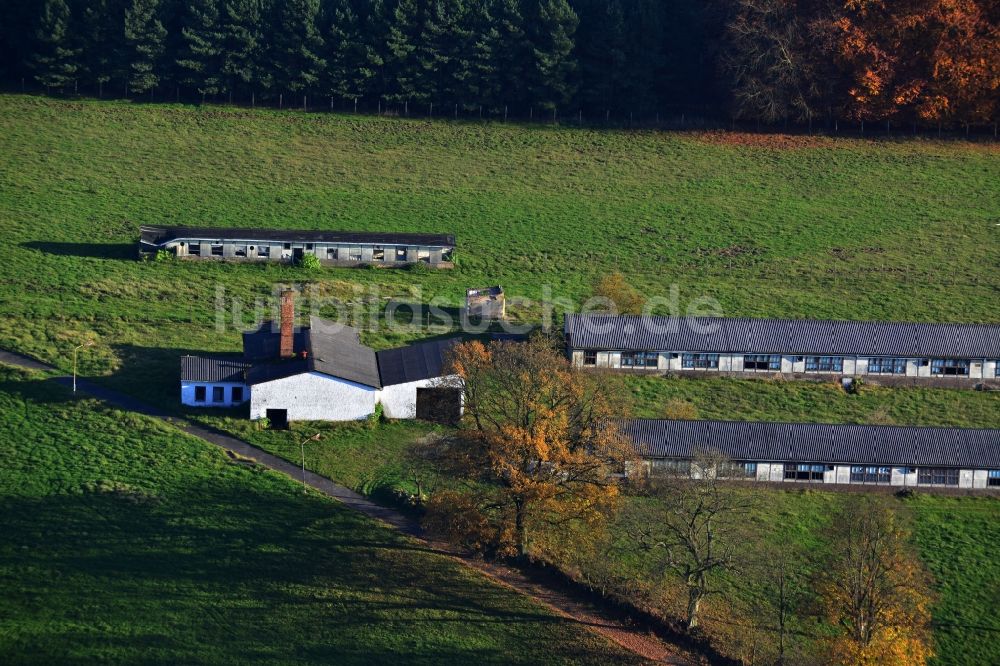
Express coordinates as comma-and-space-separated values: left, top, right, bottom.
271, 0, 325, 95
481, 0, 529, 111
219, 0, 265, 96
176, 0, 224, 97
30, 0, 81, 91
81, 0, 123, 96
385, 0, 422, 105
123, 0, 167, 94
357, 0, 392, 101
416, 0, 475, 107
323, 0, 369, 102
526, 0, 578, 112
573, 0, 626, 114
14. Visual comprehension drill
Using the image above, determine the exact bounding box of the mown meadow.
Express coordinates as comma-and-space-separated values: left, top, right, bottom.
1, 94, 998, 664
0, 365, 641, 665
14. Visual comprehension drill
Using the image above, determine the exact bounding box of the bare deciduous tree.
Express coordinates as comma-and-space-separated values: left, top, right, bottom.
629, 449, 758, 631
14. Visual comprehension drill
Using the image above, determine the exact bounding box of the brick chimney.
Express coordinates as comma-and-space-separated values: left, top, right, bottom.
279, 289, 295, 359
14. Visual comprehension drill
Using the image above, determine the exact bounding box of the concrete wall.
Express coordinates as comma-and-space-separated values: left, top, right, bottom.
377, 379, 435, 419
181, 381, 249, 407
569, 347, 1000, 386
163, 239, 454, 267
250, 372, 377, 421
652, 459, 998, 491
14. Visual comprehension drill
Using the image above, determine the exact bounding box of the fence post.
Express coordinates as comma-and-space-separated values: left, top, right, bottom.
354, 97, 358, 113
330, 96, 333, 111
279, 93, 283, 109
454, 103, 458, 119
504, 105, 508, 122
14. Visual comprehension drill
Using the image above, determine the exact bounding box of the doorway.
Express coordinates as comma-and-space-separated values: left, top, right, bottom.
266, 408, 288, 430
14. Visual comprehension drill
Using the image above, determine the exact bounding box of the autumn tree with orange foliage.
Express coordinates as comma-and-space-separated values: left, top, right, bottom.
592, 272, 645, 315
818, 496, 935, 665
425, 335, 637, 560
722, 0, 998, 125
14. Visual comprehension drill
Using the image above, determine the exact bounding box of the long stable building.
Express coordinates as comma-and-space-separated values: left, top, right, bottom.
565, 314, 1000, 384
140, 225, 455, 267
624, 419, 1000, 490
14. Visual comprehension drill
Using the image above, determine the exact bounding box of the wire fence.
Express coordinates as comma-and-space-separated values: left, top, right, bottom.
6, 79, 999, 142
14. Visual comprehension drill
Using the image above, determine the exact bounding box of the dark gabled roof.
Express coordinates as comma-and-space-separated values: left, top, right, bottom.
245, 318, 381, 388
376, 338, 459, 387
621, 419, 1000, 469
242, 324, 308, 362
180, 355, 251, 383
245, 359, 311, 385
307, 317, 381, 388
140, 225, 454, 247
565, 314, 1000, 359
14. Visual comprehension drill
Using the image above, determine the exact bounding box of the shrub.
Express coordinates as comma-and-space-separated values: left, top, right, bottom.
406, 261, 431, 273
367, 403, 384, 428
661, 398, 699, 420
256, 417, 271, 430
297, 254, 321, 270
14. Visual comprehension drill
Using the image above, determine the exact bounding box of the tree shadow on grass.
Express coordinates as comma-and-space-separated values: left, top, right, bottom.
0, 477, 640, 665
21, 241, 136, 260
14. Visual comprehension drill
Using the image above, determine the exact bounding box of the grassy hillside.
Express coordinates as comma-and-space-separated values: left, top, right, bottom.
0, 95, 998, 384
0, 365, 641, 665
206, 416, 1000, 665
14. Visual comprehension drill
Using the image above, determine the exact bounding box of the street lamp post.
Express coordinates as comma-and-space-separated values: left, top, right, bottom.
299, 433, 322, 492
72, 341, 94, 393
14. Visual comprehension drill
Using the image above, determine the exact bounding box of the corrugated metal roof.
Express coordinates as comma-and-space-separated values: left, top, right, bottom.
624, 419, 1000, 469
141, 225, 454, 247
565, 314, 1000, 360
376, 338, 460, 387
180, 355, 250, 383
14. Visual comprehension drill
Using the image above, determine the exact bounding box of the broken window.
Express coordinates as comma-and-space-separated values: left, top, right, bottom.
783, 463, 828, 482
743, 354, 781, 371
917, 467, 959, 485
188, 243, 201, 256
211, 244, 223, 256
258, 245, 270, 257
930, 359, 969, 376
396, 248, 407, 261
306, 243, 313, 250
850, 466, 891, 484
442, 248, 453, 262
418, 249, 430, 263
682, 353, 719, 369
194, 386, 206, 402
868, 357, 907, 374
327, 248, 338, 260
804, 356, 843, 372
234, 246, 247, 257
583, 350, 597, 366
621, 351, 658, 368
372, 246, 385, 261
349, 248, 362, 261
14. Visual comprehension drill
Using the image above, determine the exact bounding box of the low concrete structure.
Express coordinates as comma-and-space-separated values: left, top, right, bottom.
465, 286, 505, 320
566, 314, 1000, 386
180, 291, 461, 423
180, 356, 251, 407
141, 225, 455, 268
624, 419, 1000, 491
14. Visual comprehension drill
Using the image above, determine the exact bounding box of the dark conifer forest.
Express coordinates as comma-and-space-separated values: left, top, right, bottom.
1, 0, 997, 126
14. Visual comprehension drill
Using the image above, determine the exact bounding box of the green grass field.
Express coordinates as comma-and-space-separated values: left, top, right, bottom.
0, 365, 642, 665
0, 95, 998, 384
1, 94, 998, 664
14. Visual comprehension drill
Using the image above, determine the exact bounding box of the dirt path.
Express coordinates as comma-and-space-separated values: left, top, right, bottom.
1, 350, 698, 665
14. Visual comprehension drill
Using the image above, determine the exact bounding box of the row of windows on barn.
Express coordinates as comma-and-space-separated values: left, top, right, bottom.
585, 351, 992, 376
185, 242, 446, 263
651, 460, 1000, 487
192, 385, 245, 403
